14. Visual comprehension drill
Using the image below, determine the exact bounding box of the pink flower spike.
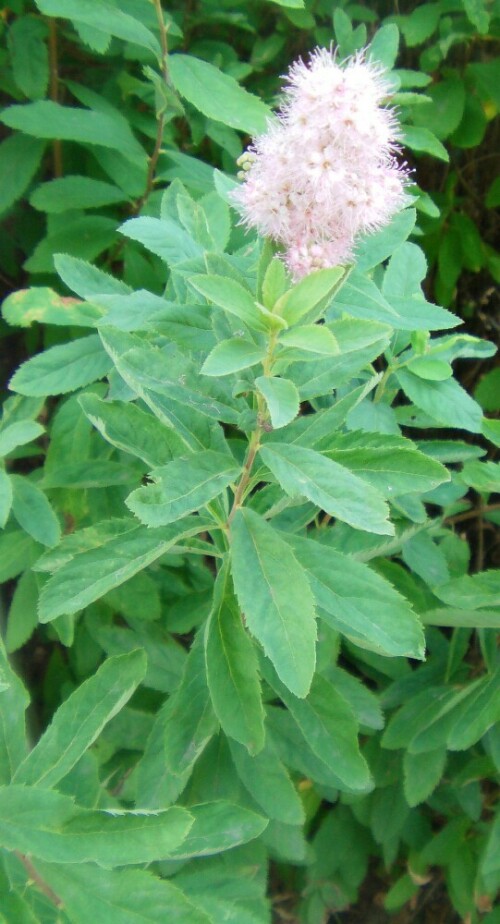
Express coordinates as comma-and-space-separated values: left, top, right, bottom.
231, 46, 409, 280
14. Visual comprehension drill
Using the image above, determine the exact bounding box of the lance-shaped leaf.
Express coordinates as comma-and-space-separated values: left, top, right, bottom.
119, 217, 202, 265
260, 443, 393, 535
279, 324, 339, 355
38, 516, 208, 621
202, 339, 266, 376
205, 564, 265, 755
0, 420, 45, 456
190, 275, 266, 331
322, 431, 449, 497
397, 368, 483, 433
11, 476, 60, 548
262, 661, 371, 792
0, 785, 193, 867
255, 376, 300, 429
432, 570, 500, 610
446, 667, 500, 751
36, 0, 161, 56
9, 334, 112, 397
13, 650, 147, 789
165, 800, 268, 858
126, 451, 240, 527
139, 633, 218, 789
36, 862, 214, 924
0, 637, 29, 783
275, 267, 344, 326
288, 535, 425, 659
230, 508, 316, 698
169, 54, 271, 135
79, 394, 186, 468
229, 738, 305, 826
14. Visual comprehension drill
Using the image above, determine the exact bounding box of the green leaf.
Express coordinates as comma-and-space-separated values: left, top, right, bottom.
463, 0, 490, 33
279, 324, 339, 355
402, 125, 449, 161
447, 668, 500, 751
165, 800, 268, 858
11, 476, 61, 548
0, 471, 12, 530
422, 607, 500, 629
0, 637, 29, 783
368, 23, 399, 69
79, 394, 185, 468
13, 650, 147, 789
2, 286, 100, 328
25, 215, 118, 275
8, 15, 49, 99
190, 275, 266, 331
0, 784, 193, 866
400, 5, 441, 46
260, 443, 393, 535
0, 420, 44, 457
403, 747, 447, 807
255, 376, 300, 429
288, 535, 425, 659
0, 530, 39, 584
355, 209, 416, 272
482, 813, 500, 878
169, 54, 272, 135
230, 508, 316, 698
323, 431, 449, 497
262, 663, 371, 791
136, 640, 216, 806
411, 77, 466, 141
229, 738, 304, 825
127, 451, 239, 527
397, 369, 484, 433
0, 134, 46, 218
36, 0, 161, 56
119, 216, 202, 265
38, 516, 207, 621
1, 101, 146, 164
261, 257, 288, 309
9, 334, 112, 397
202, 339, 266, 376
55, 254, 131, 299
333, 273, 457, 331
31, 176, 127, 212
275, 267, 344, 326
461, 460, 500, 493
205, 565, 265, 755
36, 862, 213, 924
5, 570, 39, 653
406, 357, 452, 380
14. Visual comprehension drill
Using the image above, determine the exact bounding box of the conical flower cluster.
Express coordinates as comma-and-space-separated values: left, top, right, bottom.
232, 47, 409, 280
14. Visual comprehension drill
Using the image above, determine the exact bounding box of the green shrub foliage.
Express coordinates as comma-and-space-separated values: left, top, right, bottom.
0, 2, 499, 922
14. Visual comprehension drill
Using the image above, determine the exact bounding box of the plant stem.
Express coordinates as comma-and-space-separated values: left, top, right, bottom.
48, 18, 62, 177
446, 502, 500, 525
373, 364, 394, 403
227, 325, 278, 526
227, 425, 263, 526
133, 0, 169, 214
16, 852, 63, 909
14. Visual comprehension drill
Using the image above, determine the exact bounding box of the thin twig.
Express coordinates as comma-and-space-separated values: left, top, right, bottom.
132, 0, 169, 214
16, 852, 63, 909
446, 502, 500, 526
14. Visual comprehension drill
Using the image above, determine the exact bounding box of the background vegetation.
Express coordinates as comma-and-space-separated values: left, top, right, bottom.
0, 2, 499, 922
